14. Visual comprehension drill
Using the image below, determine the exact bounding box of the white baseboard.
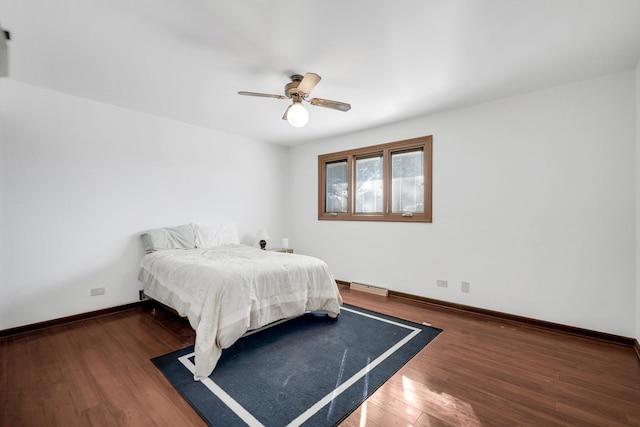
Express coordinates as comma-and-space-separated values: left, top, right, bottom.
350, 282, 389, 297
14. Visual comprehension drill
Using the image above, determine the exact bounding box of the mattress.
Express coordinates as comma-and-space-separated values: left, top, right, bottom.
138, 244, 342, 380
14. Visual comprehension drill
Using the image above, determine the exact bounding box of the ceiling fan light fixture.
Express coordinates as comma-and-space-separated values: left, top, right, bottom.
286, 101, 308, 127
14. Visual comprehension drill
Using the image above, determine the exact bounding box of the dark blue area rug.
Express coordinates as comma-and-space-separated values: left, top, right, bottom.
152, 304, 441, 427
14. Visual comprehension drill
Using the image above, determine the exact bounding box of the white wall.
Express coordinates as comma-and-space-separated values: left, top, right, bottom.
290, 71, 636, 337
0, 80, 290, 330
2, 71, 637, 338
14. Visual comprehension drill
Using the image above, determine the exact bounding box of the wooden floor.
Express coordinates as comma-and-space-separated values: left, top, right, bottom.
2, 287, 640, 426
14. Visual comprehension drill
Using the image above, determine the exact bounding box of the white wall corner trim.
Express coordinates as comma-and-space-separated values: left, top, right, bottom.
635, 59, 640, 342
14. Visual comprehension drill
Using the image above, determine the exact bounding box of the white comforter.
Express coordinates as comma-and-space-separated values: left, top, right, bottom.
138, 245, 342, 380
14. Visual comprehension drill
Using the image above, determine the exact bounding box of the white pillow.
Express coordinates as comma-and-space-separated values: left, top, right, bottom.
192, 223, 240, 248
140, 224, 196, 254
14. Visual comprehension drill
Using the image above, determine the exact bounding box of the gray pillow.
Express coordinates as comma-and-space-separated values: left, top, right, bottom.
140, 224, 196, 253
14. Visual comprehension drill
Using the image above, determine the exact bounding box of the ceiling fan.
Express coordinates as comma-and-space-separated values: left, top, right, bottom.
238, 73, 351, 128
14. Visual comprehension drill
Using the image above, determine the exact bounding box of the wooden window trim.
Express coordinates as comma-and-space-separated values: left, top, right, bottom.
318, 135, 432, 223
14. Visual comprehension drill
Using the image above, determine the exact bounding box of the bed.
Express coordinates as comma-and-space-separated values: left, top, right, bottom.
137, 223, 342, 380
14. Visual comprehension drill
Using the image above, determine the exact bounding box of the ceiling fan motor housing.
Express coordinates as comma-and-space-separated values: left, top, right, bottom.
284, 74, 305, 98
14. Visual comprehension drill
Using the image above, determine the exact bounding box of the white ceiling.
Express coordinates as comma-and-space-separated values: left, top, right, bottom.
2, 0, 640, 146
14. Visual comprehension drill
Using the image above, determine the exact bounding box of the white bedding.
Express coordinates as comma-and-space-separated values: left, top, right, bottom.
138, 244, 342, 380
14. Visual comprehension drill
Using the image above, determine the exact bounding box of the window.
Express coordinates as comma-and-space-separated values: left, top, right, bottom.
318, 136, 432, 222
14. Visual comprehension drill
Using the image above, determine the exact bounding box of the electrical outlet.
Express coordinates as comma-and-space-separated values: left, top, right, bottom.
90, 287, 105, 296
462, 281, 470, 293
437, 280, 448, 288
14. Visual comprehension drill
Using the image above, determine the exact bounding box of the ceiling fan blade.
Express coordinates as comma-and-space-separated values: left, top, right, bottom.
238, 91, 286, 99
297, 73, 321, 95
282, 105, 291, 120
309, 98, 351, 112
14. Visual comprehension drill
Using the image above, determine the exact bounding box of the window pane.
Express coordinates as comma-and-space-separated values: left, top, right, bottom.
355, 156, 383, 213
391, 149, 424, 213
325, 160, 348, 213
